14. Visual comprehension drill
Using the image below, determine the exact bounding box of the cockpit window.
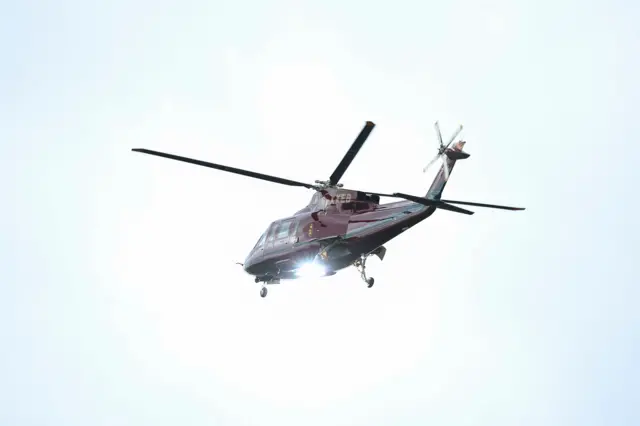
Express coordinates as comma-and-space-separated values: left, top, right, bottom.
253, 232, 266, 249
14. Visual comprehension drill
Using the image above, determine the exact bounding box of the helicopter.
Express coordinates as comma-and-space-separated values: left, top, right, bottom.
132, 120, 525, 297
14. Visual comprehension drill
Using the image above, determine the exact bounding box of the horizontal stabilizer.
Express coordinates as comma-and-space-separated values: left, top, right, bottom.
433, 202, 474, 215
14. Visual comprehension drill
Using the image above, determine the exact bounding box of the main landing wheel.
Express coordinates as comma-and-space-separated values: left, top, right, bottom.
354, 256, 375, 288
260, 287, 268, 298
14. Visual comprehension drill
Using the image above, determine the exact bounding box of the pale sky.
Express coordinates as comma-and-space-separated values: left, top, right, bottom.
2, 0, 639, 425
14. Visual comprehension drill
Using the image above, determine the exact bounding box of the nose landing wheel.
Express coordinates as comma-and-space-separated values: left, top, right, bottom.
260, 287, 268, 298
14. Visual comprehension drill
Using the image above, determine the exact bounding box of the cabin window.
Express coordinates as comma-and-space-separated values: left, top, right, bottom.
276, 219, 294, 239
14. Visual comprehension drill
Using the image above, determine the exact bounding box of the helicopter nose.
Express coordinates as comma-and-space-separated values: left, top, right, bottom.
242, 256, 259, 276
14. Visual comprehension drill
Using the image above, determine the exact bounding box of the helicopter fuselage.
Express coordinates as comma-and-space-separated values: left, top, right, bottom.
242, 188, 436, 281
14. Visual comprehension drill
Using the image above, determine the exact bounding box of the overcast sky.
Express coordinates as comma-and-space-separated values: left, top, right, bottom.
2, 0, 639, 425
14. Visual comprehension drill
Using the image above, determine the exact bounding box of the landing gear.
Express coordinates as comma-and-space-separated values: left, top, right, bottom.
256, 276, 278, 297
354, 256, 375, 288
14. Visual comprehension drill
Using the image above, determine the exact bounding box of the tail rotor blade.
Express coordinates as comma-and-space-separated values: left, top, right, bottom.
423, 153, 441, 173
445, 124, 463, 149
434, 121, 444, 147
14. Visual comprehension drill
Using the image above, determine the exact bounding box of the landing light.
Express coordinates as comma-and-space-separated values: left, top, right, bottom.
295, 262, 327, 278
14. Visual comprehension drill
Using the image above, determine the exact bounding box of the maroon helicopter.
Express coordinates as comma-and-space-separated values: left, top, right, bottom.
133, 121, 524, 297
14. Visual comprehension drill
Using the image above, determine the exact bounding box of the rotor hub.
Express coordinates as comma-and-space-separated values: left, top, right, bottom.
313, 180, 344, 191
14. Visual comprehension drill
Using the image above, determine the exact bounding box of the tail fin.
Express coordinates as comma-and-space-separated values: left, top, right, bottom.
426, 141, 470, 200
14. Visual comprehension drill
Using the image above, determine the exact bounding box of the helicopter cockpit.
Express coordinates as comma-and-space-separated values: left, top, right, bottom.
245, 230, 267, 265
252, 231, 266, 250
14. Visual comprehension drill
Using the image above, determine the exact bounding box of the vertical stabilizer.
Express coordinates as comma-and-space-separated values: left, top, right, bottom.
426, 141, 469, 199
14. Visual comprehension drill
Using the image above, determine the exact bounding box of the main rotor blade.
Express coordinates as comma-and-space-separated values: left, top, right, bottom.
329, 121, 375, 186
359, 190, 474, 214
132, 148, 316, 189
392, 192, 474, 215
440, 199, 526, 211
359, 190, 523, 215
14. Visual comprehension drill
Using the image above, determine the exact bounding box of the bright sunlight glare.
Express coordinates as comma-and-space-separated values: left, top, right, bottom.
295, 262, 328, 278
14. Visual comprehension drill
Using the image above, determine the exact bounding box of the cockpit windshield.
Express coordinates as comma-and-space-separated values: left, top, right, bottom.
253, 232, 266, 250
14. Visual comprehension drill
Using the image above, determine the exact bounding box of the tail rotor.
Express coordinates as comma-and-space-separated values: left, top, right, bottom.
423, 121, 463, 180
